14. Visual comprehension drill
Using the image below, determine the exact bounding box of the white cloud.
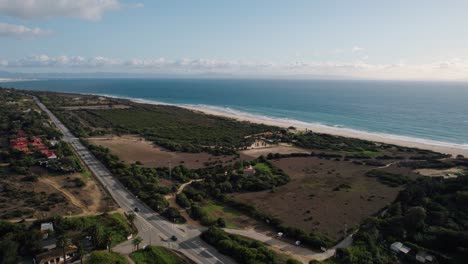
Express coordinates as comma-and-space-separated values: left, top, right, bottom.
3, 54, 468, 80
0, 22, 51, 38
0, 0, 121, 20
352, 46, 365, 53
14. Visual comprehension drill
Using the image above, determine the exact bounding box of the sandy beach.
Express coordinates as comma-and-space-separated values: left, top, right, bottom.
181, 105, 468, 158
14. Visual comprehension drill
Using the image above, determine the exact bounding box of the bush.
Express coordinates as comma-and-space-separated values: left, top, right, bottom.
86, 251, 127, 264
366, 170, 410, 187
75, 178, 86, 187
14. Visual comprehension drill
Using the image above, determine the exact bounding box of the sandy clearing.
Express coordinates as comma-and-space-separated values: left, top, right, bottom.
39, 177, 87, 213
240, 143, 310, 159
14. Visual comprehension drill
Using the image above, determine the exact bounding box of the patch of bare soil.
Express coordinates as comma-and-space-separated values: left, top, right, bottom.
87, 135, 237, 169
39, 174, 114, 215
0, 170, 115, 220
240, 143, 310, 160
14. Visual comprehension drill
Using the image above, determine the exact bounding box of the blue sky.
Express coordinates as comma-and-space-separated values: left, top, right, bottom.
1, 0, 468, 80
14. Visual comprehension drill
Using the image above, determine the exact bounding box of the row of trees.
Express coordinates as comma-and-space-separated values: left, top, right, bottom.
202, 226, 301, 264
86, 143, 187, 223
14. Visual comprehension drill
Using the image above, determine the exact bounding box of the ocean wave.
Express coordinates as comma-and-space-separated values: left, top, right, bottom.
80, 92, 468, 152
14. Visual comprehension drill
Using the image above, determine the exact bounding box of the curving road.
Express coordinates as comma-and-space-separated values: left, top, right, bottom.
33, 96, 235, 264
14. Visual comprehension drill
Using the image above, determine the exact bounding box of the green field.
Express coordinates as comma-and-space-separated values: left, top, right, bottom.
201, 201, 244, 228
254, 162, 273, 174
130, 246, 190, 264
86, 251, 127, 264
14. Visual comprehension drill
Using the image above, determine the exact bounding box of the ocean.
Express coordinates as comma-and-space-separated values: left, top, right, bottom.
2, 78, 468, 149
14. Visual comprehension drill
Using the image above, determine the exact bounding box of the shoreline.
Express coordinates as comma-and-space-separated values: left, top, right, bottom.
181, 105, 468, 157
76, 92, 468, 157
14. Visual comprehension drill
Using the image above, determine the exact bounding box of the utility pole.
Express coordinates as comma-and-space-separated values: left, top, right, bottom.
168, 160, 172, 179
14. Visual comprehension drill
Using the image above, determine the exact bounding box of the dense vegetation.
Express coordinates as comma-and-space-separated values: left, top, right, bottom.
0, 88, 85, 219
289, 131, 449, 160
365, 169, 411, 187
85, 143, 187, 223
0, 221, 42, 263
0, 89, 61, 139
332, 174, 468, 264
35, 91, 279, 155
189, 156, 290, 194
130, 246, 190, 264
0, 213, 133, 263
201, 226, 300, 264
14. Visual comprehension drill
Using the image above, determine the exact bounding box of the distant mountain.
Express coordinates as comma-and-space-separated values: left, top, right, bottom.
0, 70, 357, 81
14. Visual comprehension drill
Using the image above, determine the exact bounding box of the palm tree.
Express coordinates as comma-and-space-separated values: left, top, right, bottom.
72, 235, 86, 264
105, 233, 113, 253
77, 240, 85, 264
132, 237, 143, 251
57, 234, 72, 264
91, 224, 104, 248
127, 212, 136, 225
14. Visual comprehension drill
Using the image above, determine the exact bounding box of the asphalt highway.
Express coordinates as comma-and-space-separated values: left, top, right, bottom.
34, 96, 235, 264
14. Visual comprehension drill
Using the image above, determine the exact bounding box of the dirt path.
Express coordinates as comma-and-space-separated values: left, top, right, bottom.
377, 161, 399, 169
39, 177, 89, 214
164, 179, 205, 227
177, 179, 204, 194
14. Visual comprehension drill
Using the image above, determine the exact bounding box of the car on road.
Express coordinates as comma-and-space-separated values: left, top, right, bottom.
171, 235, 178, 241
134, 207, 140, 212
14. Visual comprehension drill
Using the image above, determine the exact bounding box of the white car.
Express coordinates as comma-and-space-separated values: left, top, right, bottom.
295, 240, 301, 246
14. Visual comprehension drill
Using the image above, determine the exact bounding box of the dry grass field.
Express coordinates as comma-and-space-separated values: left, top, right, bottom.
88, 135, 237, 169
231, 156, 413, 240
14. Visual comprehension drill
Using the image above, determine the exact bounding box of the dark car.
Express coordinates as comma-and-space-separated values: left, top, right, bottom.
171, 235, 178, 241
134, 207, 140, 212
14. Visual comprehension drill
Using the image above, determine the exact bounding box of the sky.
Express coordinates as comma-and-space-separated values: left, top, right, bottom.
1, 0, 468, 80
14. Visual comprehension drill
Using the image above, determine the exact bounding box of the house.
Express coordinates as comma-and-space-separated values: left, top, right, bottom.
41, 150, 57, 159
41, 238, 57, 251
390, 241, 411, 255
40, 223, 54, 240
243, 165, 256, 176
416, 251, 434, 263
34, 245, 77, 264
10, 137, 31, 153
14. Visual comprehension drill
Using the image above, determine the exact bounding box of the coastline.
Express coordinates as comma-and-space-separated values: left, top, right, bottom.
181, 105, 468, 158
82, 93, 468, 157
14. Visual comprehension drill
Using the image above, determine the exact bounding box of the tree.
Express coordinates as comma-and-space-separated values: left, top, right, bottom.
91, 224, 105, 249
127, 212, 136, 225
217, 217, 226, 228
404, 206, 426, 231
132, 237, 143, 251
105, 233, 113, 252
77, 240, 85, 264
0, 235, 19, 264
57, 233, 72, 264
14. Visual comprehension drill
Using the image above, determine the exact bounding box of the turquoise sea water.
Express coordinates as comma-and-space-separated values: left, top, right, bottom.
2, 79, 468, 147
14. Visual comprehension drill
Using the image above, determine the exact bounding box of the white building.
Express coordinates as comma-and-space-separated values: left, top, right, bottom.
40, 222, 54, 240
390, 241, 411, 255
